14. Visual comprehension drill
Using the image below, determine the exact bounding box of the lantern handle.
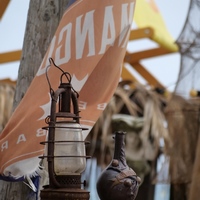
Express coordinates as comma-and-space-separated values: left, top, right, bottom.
60, 72, 71, 84
45, 59, 54, 98
46, 57, 79, 100
46, 58, 72, 98
49, 58, 72, 83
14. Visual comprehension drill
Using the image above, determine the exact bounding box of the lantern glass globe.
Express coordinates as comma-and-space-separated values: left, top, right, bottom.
54, 122, 86, 175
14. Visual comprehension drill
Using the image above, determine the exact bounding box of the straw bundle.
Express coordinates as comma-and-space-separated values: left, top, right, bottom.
164, 95, 200, 184
87, 82, 169, 180
0, 83, 15, 132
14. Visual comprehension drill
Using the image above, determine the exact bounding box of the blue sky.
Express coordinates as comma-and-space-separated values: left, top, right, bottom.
0, 0, 190, 91
0, 0, 29, 79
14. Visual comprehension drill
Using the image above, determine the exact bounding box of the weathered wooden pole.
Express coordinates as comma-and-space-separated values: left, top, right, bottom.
0, 0, 69, 199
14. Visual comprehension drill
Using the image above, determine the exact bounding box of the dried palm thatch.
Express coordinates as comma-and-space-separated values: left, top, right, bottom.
86, 82, 169, 180
0, 83, 15, 132
164, 94, 200, 184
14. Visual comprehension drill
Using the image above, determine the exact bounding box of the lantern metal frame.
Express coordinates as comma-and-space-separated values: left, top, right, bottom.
40, 58, 90, 199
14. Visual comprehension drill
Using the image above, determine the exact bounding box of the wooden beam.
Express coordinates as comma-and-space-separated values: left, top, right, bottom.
0, 0, 10, 19
121, 65, 138, 83
129, 27, 154, 40
124, 47, 173, 64
121, 65, 139, 89
0, 50, 21, 64
130, 62, 164, 88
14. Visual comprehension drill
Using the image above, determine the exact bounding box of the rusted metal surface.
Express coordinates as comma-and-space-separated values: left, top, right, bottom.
40, 188, 90, 200
40, 64, 90, 199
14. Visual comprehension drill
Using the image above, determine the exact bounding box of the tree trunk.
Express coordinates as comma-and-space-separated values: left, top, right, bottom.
0, 0, 69, 199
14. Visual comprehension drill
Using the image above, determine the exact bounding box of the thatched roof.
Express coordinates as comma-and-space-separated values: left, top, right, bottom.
164, 95, 200, 184
0, 82, 15, 132
86, 82, 169, 181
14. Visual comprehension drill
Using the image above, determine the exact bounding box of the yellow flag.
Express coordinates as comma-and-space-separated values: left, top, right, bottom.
134, 0, 178, 52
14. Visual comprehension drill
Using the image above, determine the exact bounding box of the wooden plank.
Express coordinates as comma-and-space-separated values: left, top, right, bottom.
130, 62, 164, 88
129, 27, 154, 40
121, 65, 138, 83
0, 50, 21, 64
124, 47, 173, 64
0, 0, 10, 19
121, 65, 139, 88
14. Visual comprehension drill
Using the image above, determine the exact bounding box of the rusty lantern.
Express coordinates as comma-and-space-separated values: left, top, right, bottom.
40, 58, 90, 200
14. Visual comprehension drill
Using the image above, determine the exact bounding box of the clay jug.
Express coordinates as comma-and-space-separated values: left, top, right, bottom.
96, 131, 140, 200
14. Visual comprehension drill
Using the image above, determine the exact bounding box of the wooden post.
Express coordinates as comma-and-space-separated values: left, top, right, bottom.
0, 0, 69, 199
